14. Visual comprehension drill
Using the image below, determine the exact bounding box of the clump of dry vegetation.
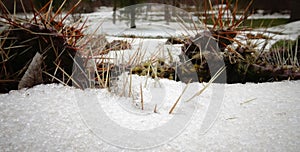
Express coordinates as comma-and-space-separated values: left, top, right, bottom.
0, 0, 89, 93
187, 0, 300, 83
131, 0, 300, 84
184, 0, 300, 83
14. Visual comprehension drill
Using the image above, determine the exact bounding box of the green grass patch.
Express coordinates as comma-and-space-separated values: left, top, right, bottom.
240, 18, 289, 28
202, 18, 289, 29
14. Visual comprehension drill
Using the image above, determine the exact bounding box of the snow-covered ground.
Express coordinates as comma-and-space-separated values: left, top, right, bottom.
1, 4, 300, 151
82, 4, 300, 56
1, 80, 299, 151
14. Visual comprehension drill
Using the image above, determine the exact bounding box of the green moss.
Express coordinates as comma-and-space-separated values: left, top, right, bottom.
271, 39, 296, 49
240, 19, 289, 28
202, 18, 289, 28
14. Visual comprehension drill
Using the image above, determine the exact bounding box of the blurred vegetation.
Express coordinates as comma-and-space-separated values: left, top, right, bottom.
241, 19, 289, 28
203, 18, 289, 28
33, 0, 99, 13
271, 39, 297, 50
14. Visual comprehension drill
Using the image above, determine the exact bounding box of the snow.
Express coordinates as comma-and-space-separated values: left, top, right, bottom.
81, 5, 300, 55
82, 4, 199, 37
248, 13, 290, 19
268, 21, 300, 37
231, 21, 300, 51
101, 36, 182, 64
1, 80, 299, 151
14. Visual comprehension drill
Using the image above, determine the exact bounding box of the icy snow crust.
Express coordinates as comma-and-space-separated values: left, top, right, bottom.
1, 80, 300, 151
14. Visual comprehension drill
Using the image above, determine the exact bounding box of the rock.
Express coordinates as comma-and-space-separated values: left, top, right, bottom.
18, 52, 43, 90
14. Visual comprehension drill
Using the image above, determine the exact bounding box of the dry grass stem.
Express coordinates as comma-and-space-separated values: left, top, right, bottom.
185, 65, 226, 102
154, 104, 158, 113
240, 98, 257, 105
169, 79, 192, 114
129, 69, 132, 97
140, 83, 144, 110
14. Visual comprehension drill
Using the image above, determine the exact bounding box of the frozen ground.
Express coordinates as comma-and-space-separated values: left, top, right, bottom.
0, 80, 299, 151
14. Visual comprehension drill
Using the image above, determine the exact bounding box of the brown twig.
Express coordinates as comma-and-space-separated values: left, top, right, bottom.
140, 83, 144, 110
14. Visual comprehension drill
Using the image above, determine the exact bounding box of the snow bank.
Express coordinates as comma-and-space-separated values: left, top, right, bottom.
0, 80, 299, 151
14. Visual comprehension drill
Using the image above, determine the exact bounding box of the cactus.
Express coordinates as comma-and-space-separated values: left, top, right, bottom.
0, 1, 85, 92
